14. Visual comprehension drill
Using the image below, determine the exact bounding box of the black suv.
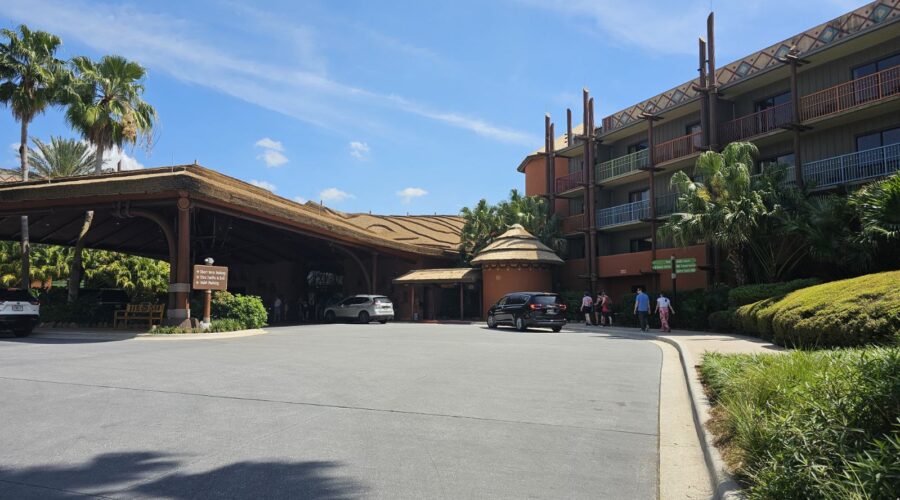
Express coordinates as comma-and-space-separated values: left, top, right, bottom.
486, 292, 567, 332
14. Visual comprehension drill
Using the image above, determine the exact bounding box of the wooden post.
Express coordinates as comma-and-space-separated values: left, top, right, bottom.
203, 289, 212, 325
566, 108, 573, 145
410, 285, 416, 321
789, 57, 804, 188
587, 96, 598, 296
371, 253, 378, 294
173, 195, 191, 324
459, 283, 464, 320
706, 13, 719, 151
698, 38, 710, 149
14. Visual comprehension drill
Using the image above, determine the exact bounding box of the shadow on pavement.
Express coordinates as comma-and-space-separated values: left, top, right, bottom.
0, 451, 366, 499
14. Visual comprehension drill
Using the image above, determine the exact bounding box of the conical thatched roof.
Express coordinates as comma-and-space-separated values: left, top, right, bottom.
470, 224, 563, 265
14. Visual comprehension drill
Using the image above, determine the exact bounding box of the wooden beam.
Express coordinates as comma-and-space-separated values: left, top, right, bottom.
38, 213, 89, 243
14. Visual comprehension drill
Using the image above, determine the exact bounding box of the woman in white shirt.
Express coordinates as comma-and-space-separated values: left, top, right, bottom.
654, 293, 675, 332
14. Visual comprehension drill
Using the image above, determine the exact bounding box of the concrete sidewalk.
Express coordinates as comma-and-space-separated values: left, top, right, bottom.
566, 324, 782, 357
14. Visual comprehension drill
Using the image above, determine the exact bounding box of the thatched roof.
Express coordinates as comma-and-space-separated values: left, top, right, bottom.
315, 206, 463, 251
392, 268, 480, 284
470, 224, 563, 265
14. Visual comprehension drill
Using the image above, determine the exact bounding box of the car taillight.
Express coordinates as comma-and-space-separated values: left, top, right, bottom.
559, 304, 567, 310
529, 304, 543, 310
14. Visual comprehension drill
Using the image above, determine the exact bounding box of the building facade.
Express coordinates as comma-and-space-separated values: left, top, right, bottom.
519, 1, 900, 299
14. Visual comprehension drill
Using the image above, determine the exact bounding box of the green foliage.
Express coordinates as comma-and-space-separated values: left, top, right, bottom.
612, 286, 729, 330
0, 241, 69, 287
211, 291, 267, 328
208, 318, 246, 332
707, 310, 735, 332
459, 189, 563, 263
82, 249, 168, 302
699, 348, 900, 499
733, 271, 900, 347
853, 172, 900, 246
28, 136, 97, 178
727, 278, 822, 308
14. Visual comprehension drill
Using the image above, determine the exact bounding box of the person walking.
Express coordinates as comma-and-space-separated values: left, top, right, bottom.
273, 296, 283, 323
580, 292, 594, 326
597, 290, 612, 327
633, 288, 650, 332
655, 292, 675, 332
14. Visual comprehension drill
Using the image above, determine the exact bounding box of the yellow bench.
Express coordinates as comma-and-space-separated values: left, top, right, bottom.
113, 303, 165, 329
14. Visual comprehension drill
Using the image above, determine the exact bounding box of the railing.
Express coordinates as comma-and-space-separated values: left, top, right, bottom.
555, 170, 584, 194
803, 143, 900, 189
719, 101, 793, 144
597, 149, 649, 182
561, 214, 584, 234
596, 193, 678, 228
800, 65, 900, 122
654, 131, 702, 165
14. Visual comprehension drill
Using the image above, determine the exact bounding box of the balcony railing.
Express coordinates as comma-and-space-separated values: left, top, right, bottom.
803, 143, 900, 189
555, 170, 584, 194
800, 65, 900, 122
597, 149, 649, 182
561, 214, 584, 234
596, 193, 678, 228
719, 101, 793, 144
654, 131, 702, 165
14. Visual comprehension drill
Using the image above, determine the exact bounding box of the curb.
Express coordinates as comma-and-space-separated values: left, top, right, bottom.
567, 325, 743, 499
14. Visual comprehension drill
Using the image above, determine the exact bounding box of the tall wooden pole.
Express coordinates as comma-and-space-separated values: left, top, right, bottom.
174, 195, 192, 325
587, 96, 598, 296
706, 13, 719, 151
566, 108, 573, 145
698, 38, 710, 149
789, 56, 804, 188
545, 113, 553, 205
549, 122, 556, 215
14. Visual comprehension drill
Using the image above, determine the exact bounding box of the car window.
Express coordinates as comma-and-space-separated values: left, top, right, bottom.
374, 297, 392, 305
532, 295, 561, 305
497, 296, 508, 306
350, 297, 369, 305
0, 289, 33, 301
338, 297, 355, 306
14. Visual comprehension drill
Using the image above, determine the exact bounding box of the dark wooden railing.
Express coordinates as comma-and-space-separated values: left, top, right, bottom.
800, 65, 900, 122
654, 131, 702, 165
555, 170, 584, 194
719, 102, 793, 144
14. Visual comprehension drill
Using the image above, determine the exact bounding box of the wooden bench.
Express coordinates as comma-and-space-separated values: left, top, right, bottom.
113, 303, 165, 329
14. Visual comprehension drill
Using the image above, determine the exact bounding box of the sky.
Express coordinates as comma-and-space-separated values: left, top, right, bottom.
0, 0, 861, 214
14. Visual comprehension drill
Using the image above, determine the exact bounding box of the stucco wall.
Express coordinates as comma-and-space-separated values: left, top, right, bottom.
481, 265, 553, 318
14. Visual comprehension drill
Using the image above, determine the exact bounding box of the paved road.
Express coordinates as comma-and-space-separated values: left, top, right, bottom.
0, 323, 662, 499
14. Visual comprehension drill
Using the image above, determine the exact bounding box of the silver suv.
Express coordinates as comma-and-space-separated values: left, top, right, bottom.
324, 295, 394, 324
0, 289, 40, 337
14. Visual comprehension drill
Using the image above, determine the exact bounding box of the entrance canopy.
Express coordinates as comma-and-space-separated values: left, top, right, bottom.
392, 268, 480, 285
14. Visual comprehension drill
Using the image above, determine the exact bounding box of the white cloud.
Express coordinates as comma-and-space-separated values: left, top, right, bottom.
396, 187, 427, 204
293, 195, 307, 203
250, 179, 277, 191
319, 187, 354, 203
254, 137, 284, 151
101, 146, 144, 171
349, 141, 370, 160
0, 0, 535, 145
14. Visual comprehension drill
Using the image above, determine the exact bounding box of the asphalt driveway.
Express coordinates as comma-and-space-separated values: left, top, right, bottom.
0, 323, 662, 499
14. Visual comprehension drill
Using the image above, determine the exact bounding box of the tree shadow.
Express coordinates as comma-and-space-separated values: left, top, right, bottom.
0, 451, 366, 499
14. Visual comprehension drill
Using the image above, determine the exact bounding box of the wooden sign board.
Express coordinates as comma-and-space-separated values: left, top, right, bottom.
193, 265, 228, 290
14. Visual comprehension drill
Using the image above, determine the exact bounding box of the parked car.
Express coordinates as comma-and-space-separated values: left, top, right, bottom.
324, 295, 394, 324
486, 292, 567, 332
0, 289, 40, 337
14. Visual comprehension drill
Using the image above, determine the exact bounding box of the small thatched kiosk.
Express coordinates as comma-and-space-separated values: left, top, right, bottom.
471, 224, 563, 316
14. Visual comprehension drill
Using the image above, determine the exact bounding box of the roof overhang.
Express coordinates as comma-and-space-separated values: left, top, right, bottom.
392, 267, 481, 284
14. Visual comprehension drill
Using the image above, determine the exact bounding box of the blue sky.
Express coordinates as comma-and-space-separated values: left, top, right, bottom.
0, 0, 859, 214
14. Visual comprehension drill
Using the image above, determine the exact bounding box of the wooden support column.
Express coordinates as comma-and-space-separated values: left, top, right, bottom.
459, 283, 464, 321
544, 114, 556, 215
566, 108, 573, 145
587, 97, 598, 296
410, 285, 416, 321
788, 53, 805, 188
642, 112, 664, 294
706, 13, 719, 151
697, 38, 710, 149
171, 195, 192, 323
371, 253, 378, 294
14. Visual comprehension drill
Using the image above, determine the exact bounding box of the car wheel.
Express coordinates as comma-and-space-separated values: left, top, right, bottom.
551, 326, 562, 333
515, 316, 527, 332
324, 311, 336, 323
358, 311, 370, 324
379, 319, 388, 324
487, 314, 497, 329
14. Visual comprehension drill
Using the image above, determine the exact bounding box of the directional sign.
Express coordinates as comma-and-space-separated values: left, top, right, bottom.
652, 257, 698, 272
193, 265, 229, 290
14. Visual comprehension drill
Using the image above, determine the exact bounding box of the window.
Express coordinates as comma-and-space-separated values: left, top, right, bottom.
628, 189, 649, 203
532, 295, 561, 305
497, 296, 508, 306
568, 157, 584, 174
857, 127, 900, 151
759, 152, 795, 173
569, 196, 585, 216
754, 91, 791, 112
852, 53, 900, 79
629, 238, 652, 253
685, 122, 702, 135
627, 141, 648, 154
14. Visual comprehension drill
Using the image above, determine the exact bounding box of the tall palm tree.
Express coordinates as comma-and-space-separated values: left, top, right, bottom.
852, 172, 900, 245
28, 136, 96, 178
65, 55, 156, 174
0, 25, 66, 288
660, 142, 768, 285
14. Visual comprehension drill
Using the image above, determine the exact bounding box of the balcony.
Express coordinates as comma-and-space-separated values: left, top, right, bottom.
597, 149, 649, 183
719, 101, 793, 144
555, 170, 584, 195
803, 143, 900, 190
654, 131, 702, 165
596, 193, 678, 229
561, 214, 585, 234
800, 65, 900, 122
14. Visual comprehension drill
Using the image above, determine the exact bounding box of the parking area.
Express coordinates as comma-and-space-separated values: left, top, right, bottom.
0, 323, 662, 499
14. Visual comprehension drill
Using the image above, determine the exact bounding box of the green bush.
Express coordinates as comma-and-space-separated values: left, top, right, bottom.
208, 318, 245, 332
699, 348, 900, 499
734, 270, 900, 347
727, 278, 821, 308
707, 310, 735, 332
211, 292, 267, 328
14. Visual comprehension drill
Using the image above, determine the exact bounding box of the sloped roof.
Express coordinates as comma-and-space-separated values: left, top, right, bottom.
315, 206, 463, 251
470, 224, 563, 265
392, 268, 480, 284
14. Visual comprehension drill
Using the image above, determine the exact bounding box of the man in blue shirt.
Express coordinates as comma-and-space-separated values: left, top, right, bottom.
633, 288, 651, 332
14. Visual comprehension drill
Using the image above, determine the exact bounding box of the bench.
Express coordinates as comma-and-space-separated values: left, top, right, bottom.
113, 303, 165, 329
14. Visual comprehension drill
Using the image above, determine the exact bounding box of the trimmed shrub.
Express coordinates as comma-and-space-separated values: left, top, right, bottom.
208, 318, 246, 332
707, 310, 735, 332
211, 292, 267, 328
734, 270, 900, 347
727, 278, 821, 308
699, 348, 900, 499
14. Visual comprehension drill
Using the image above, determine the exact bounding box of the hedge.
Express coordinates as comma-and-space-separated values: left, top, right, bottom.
733, 270, 900, 347
727, 278, 821, 308
211, 292, 268, 329
699, 348, 900, 499
707, 310, 735, 332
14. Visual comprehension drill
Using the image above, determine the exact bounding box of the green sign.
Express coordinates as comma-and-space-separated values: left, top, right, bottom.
651, 258, 697, 270
673, 266, 697, 274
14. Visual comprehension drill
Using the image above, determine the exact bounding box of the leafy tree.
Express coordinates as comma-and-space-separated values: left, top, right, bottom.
661, 142, 768, 285
65, 55, 156, 174
0, 241, 69, 287
0, 25, 67, 288
852, 172, 900, 246
28, 136, 96, 178
792, 195, 873, 275
83, 250, 168, 302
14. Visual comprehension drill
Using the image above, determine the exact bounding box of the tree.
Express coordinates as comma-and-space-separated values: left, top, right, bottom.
852, 172, 900, 246
28, 136, 96, 178
661, 142, 768, 285
82, 250, 168, 302
0, 25, 66, 288
0, 241, 69, 288
65, 55, 156, 174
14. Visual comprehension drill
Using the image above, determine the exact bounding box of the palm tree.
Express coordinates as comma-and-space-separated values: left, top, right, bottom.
65, 55, 156, 174
0, 25, 66, 288
660, 142, 768, 285
28, 136, 96, 178
459, 199, 499, 261
852, 172, 900, 245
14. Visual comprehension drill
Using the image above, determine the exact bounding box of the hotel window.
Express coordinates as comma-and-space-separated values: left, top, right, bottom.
627, 141, 648, 154
629, 238, 652, 253
569, 196, 585, 216
759, 152, 795, 173
856, 127, 900, 151
852, 53, 900, 79
628, 189, 649, 204
754, 91, 791, 112
568, 157, 584, 174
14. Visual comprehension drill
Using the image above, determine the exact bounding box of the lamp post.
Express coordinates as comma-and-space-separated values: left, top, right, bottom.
201, 257, 214, 329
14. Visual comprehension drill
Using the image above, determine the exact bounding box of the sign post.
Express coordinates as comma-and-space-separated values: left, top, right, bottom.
193, 260, 228, 329
670, 256, 677, 328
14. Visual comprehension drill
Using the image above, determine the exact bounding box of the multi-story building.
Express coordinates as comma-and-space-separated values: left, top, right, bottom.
518, 1, 900, 299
